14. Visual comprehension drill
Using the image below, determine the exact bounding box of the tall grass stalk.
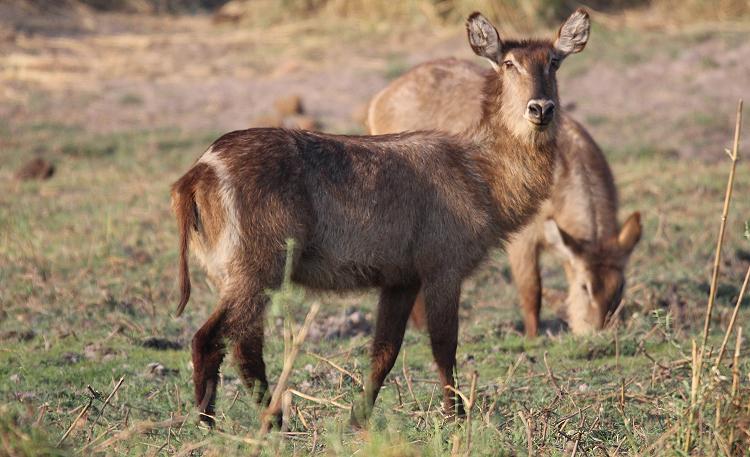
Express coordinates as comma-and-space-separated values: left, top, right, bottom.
685, 99, 743, 453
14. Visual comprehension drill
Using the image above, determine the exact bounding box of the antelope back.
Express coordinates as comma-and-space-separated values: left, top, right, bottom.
368, 58, 484, 135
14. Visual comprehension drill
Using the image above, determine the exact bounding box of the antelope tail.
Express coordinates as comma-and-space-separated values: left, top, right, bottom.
171, 177, 197, 317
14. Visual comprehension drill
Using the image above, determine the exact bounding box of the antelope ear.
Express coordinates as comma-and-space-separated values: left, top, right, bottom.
554, 8, 590, 57
618, 212, 642, 253
544, 219, 583, 260
466, 12, 503, 66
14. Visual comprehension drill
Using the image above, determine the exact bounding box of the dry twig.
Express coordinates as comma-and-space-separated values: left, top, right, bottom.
688, 98, 743, 453
58, 397, 93, 447
287, 388, 350, 410
543, 352, 564, 399
254, 301, 321, 453
714, 266, 750, 368
306, 351, 363, 386
518, 410, 533, 456
88, 376, 125, 438
701, 98, 743, 349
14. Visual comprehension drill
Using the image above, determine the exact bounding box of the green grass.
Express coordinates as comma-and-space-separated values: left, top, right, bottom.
1, 120, 749, 455
118, 93, 144, 106
384, 53, 411, 81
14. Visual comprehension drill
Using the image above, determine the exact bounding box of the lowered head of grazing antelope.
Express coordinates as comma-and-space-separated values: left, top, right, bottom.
466, 9, 590, 142
544, 212, 642, 333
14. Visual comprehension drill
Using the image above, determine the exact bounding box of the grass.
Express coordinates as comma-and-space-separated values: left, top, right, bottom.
118, 94, 144, 106
1, 115, 749, 456
384, 54, 410, 81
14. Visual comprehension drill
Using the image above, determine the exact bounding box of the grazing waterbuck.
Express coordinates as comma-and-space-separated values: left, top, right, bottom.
171, 9, 590, 426
368, 57, 642, 336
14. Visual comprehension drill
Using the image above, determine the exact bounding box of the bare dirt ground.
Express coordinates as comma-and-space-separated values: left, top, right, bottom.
1, 12, 749, 159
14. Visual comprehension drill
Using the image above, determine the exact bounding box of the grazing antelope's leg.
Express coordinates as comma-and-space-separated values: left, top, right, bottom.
423, 281, 464, 417
351, 283, 420, 426
192, 306, 227, 426
507, 236, 542, 338
233, 319, 269, 405
408, 290, 428, 330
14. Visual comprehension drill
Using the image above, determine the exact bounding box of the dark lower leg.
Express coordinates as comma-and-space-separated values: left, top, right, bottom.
233, 326, 269, 405
424, 283, 464, 417
192, 308, 226, 425
352, 283, 419, 426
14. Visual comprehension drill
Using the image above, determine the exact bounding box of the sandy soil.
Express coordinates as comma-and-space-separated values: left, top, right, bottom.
1, 12, 748, 159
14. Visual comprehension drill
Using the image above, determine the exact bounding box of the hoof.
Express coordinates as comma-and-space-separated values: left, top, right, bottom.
260, 409, 283, 429
272, 411, 283, 429
455, 402, 466, 418
198, 411, 216, 428
443, 399, 466, 420
197, 379, 217, 427
350, 402, 371, 429
349, 411, 365, 429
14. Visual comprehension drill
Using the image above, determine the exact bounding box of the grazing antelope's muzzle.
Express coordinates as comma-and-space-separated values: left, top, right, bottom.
525, 99, 555, 127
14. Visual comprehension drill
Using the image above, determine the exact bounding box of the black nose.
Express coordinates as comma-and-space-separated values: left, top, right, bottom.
527, 102, 542, 119
526, 100, 555, 124
543, 102, 555, 120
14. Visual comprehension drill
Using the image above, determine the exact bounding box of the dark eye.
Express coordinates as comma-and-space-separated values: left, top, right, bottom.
503, 60, 515, 70
550, 58, 560, 70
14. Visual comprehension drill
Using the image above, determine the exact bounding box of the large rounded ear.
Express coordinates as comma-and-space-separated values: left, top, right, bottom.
466, 12, 502, 66
544, 219, 584, 260
554, 8, 590, 57
617, 212, 642, 253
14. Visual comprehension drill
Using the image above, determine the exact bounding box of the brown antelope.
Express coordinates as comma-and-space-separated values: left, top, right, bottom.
171, 10, 590, 426
368, 56, 642, 336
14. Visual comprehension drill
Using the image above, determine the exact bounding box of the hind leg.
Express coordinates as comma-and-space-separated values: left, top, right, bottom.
233, 319, 269, 405
351, 283, 420, 426
423, 280, 465, 417
229, 296, 284, 429
224, 248, 288, 426
192, 306, 227, 426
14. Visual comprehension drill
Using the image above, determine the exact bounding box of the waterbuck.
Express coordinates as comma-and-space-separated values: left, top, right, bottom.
368, 57, 642, 336
171, 9, 590, 426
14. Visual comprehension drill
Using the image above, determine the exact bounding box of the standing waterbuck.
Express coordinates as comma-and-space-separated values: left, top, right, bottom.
171, 10, 590, 426
369, 57, 642, 336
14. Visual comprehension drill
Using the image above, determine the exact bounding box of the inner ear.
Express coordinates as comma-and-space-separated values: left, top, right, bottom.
466, 12, 502, 64
554, 8, 590, 57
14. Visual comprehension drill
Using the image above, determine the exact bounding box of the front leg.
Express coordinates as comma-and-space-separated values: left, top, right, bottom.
422, 280, 464, 417
508, 236, 542, 338
351, 283, 420, 427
